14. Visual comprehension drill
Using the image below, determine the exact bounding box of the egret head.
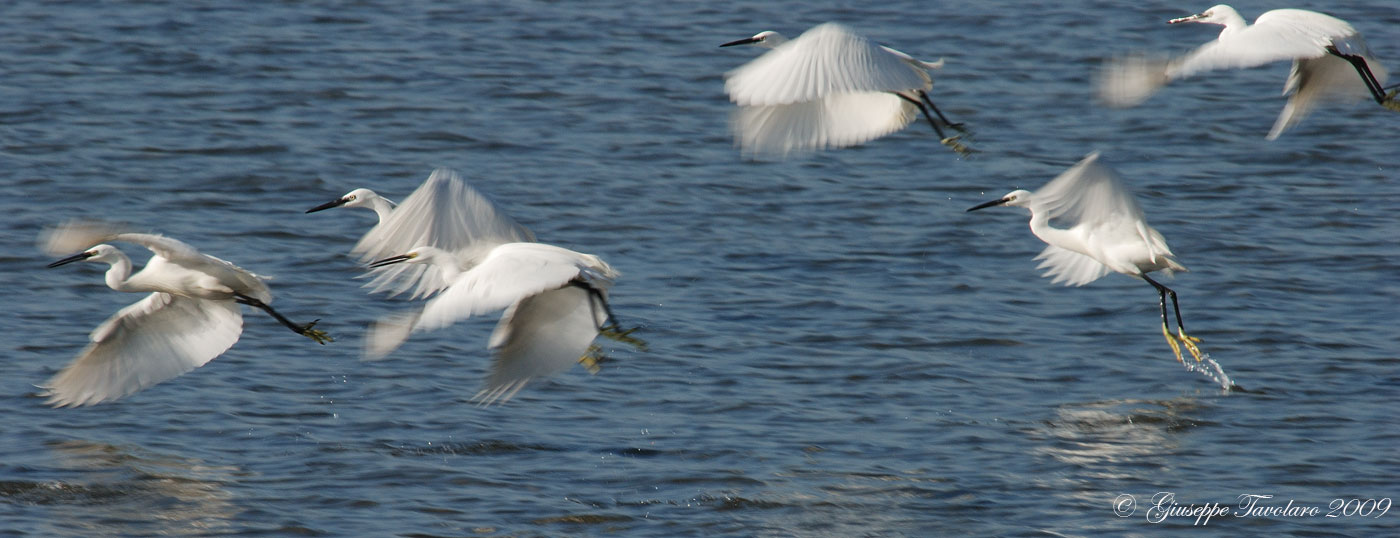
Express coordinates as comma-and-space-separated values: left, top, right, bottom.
1168, 5, 1237, 26
720, 30, 784, 49
47, 244, 119, 268
306, 188, 380, 213
966, 190, 1033, 212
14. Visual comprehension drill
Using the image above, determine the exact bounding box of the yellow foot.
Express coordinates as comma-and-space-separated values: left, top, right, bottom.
1162, 325, 1185, 363
600, 325, 649, 351
578, 344, 604, 375
1177, 329, 1204, 362
301, 320, 333, 345
940, 136, 974, 157
1383, 90, 1400, 112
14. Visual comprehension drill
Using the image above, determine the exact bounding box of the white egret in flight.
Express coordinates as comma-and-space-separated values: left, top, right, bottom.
1098, 4, 1395, 139
365, 243, 643, 406
720, 22, 970, 157
39, 220, 331, 407
966, 152, 1204, 364
307, 168, 534, 299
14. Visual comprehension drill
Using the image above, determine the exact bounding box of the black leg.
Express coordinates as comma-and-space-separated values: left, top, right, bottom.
1325, 46, 1390, 105
234, 293, 331, 344
918, 90, 964, 131
896, 92, 949, 139
569, 280, 647, 351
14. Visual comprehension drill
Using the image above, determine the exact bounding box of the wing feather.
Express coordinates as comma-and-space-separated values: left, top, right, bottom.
1029, 152, 1144, 231
473, 285, 605, 405
724, 22, 930, 107
730, 92, 916, 157
43, 293, 243, 407
413, 244, 597, 333
353, 168, 535, 299
1168, 10, 1360, 80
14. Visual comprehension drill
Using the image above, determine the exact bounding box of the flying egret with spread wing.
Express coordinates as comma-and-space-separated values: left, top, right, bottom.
967, 152, 1204, 364
1098, 4, 1395, 139
39, 220, 331, 407
307, 167, 535, 299
365, 242, 643, 406
720, 22, 970, 157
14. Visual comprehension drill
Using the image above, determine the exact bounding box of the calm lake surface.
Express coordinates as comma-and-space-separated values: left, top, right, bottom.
2, 1, 1397, 536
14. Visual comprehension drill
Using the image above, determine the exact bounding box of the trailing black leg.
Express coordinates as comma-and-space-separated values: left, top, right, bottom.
918, 90, 964, 131
1325, 46, 1390, 105
896, 93, 948, 138
234, 293, 332, 344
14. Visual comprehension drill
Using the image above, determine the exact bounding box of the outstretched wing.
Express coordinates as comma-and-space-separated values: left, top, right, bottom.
40, 220, 271, 303
473, 284, 608, 405
413, 244, 594, 333
1033, 244, 1112, 286
43, 293, 243, 407
724, 22, 931, 107
1030, 152, 1146, 232
730, 92, 916, 157
1168, 10, 1358, 80
353, 168, 535, 299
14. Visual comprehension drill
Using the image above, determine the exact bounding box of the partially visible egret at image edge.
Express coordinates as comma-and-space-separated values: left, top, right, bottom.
967, 152, 1206, 366
720, 22, 971, 158
38, 220, 331, 407
1098, 4, 1396, 139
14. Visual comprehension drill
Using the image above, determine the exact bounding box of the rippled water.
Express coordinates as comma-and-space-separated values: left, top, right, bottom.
2, 0, 1397, 536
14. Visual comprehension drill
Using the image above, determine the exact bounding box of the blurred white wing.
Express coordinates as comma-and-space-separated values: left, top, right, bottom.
473, 285, 607, 405
731, 92, 917, 157
1030, 152, 1145, 231
1034, 244, 1111, 286
43, 293, 243, 407
354, 168, 536, 299
1168, 10, 1356, 80
414, 244, 598, 333
724, 22, 931, 107
40, 221, 271, 303
1269, 45, 1387, 139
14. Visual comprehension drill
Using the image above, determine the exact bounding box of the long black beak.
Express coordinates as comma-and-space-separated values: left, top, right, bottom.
47, 251, 95, 268
720, 37, 760, 48
1167, 13, 1205, 24
306, 196, 351, 213
369, 253, 415, 268
966, 197, 1010, 212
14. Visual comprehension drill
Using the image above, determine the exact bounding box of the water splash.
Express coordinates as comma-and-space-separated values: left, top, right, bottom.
1178, 353, 1235, 392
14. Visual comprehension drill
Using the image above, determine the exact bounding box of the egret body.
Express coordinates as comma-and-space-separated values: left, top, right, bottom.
967, 152, 1204, 363
1099, 4, 1394, 139
721, 22, 969, 157
39, 221, 330, 407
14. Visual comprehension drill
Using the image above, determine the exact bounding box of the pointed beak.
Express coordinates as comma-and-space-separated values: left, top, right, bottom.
369, 253, 416, 268
720, 37, 761, 48
47, 250, 95, 268
306, 196, 351, 213
966, 197, 1011, 212
1168, 13, 1205, 24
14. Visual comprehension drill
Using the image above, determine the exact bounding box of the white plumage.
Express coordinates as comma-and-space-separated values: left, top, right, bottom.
365, 243, 620, 406
308, 167, 534, 299
968, 153, 1203, 363
1098, 5, 1390, 139
721, 22, 963, 157
38, 221, 328, 407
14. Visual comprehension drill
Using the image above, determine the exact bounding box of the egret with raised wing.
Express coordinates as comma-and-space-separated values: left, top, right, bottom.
39, 221, 331, 407
1098, 4, 1395, 139
365, 243, 643, 406
307, 168, 534, 299
966, 152, 1204, 364
721, 22, 970, 157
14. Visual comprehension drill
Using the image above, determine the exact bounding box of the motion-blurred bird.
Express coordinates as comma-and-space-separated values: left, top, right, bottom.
307, 168, 534, 299
39, 221, 331, 407
721, 22, 970, 157
366, 242, 643, 406
967, 152, 1204, 364
1098, 4, 1394, 139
